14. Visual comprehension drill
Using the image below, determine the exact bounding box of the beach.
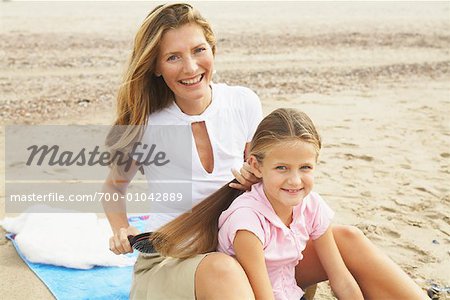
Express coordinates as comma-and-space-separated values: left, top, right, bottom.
1, 1, 449, 299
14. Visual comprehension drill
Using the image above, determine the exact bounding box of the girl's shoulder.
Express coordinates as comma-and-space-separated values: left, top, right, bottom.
218, 191, 272, 248
299, 192, 328, 215
220, 184, 285, 230
297, 192, 335, 236
219, 189, 268, 224
303, 191, 324, 206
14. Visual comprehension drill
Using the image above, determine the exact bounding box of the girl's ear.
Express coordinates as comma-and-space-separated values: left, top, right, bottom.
247, 155, 263, 179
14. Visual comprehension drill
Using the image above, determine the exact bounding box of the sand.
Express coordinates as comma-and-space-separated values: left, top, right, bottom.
1, 1, 449, 299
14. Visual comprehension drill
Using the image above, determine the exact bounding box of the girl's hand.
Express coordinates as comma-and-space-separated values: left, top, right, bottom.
229, 161, 260, 191
109, 225, 141, 255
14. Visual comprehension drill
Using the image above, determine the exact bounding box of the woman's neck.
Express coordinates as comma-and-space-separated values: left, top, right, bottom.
175, 87, 212, 116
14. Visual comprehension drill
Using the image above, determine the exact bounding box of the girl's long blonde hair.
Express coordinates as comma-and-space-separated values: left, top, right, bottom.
106, 3, 216, 171
151, 108, 322, 258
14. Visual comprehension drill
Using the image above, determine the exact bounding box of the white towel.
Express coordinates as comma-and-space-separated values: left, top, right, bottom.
1, 209, 136, 269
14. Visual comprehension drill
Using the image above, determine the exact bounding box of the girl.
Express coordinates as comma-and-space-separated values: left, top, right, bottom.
151, 108, 364, 299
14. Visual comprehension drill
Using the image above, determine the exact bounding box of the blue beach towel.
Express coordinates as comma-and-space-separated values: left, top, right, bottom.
6, 215, 148, 300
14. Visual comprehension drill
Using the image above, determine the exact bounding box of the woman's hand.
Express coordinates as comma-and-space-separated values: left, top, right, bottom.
229, 161, 260, 191
109, 225, 141, 255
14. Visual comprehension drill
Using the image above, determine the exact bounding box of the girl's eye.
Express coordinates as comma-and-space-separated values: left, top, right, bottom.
275, 166, 287, 171
301, 165, 313, 170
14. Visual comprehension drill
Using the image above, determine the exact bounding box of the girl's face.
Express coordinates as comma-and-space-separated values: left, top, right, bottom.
155, 23, 214, 113
250, 140, 317, 211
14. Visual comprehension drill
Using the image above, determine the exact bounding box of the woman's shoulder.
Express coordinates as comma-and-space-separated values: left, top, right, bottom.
146, 104, 185, 125
212, 83, 260, 105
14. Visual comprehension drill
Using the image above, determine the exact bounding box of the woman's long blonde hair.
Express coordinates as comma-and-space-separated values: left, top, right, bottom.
151, 108, 322, 258
106, 3, 216, 171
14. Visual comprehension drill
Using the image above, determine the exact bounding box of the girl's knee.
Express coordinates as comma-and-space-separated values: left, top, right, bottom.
332, 224, 365, 242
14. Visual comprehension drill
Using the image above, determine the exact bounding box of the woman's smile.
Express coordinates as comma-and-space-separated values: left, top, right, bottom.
179, 74, 204, 86
156, 23, 214, 115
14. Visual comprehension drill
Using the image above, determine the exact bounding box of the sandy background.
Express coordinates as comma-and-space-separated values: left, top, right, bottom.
1, 1, 449, 299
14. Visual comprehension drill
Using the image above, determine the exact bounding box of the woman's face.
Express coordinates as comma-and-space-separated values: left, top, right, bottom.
156, 23, 214, 113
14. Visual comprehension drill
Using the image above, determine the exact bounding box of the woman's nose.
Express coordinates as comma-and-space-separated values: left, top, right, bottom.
182, 56, 198, 74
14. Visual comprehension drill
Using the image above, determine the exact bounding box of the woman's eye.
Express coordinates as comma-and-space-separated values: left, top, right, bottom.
301, 165, 313, 170
167, 55, 179, 62
194, 47, 206, 54
275, 166, 287, 171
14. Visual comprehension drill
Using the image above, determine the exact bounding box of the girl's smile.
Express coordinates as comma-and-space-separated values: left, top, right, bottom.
280, 188, 304, 195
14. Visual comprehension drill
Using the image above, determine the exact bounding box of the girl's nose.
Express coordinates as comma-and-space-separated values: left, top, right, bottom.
288, 172, 302, 185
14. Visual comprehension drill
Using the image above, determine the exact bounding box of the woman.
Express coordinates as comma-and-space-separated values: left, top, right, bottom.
103, 3, 426, 299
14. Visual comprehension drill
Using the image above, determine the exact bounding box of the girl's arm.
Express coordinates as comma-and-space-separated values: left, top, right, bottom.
233, 230, 274, 300
313, 227, 364, 299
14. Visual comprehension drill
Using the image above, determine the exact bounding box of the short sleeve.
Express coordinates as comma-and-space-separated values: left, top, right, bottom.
218, 207, 267, 255
241, 88, 263, 142
306, 193, 335, 240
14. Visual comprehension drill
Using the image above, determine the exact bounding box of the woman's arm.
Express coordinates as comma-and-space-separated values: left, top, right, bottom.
313, 227, 364, 299
102, 159, 141, 254
233, 230, 274, 300
229, 143, 261, 191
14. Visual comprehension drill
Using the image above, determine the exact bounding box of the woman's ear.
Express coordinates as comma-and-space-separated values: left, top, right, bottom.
247, 155, 263, 179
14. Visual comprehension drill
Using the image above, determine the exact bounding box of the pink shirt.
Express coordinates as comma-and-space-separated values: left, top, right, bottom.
217, 182, 334, 300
